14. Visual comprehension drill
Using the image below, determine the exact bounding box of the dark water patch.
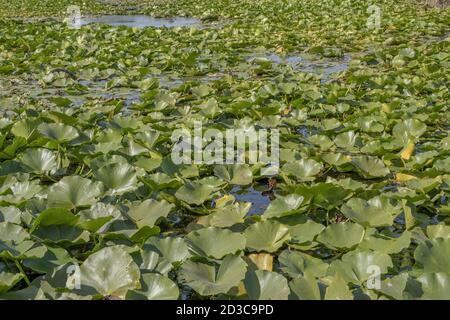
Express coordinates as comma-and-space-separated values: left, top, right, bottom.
230, 186, 272, 216
296, 125, 321, 138
247, 52, 351, 82
79, 15, 201, 28
147, 73, 225, 88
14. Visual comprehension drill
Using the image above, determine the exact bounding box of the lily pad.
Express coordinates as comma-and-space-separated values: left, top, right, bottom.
244, 220, 290, 252
186, 227, 246, 259
80, 246, 140, 299
47, 176, 103, 209
179, 255, 247, 296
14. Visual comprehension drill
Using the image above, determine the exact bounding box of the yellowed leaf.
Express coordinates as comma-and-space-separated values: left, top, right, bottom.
215, 194, 235, 208
400, 141, 415, 160
248, 253, 273, 271
381, 103, 392, 113
395, 173, 417, 183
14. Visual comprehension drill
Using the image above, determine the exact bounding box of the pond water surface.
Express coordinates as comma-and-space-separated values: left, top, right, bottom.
247, 52, 352, 83
79, 15, 201, 28
230, 186, 273, 216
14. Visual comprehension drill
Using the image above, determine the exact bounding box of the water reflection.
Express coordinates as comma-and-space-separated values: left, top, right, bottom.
230, 186, 272, 216
79, 15, 201, 28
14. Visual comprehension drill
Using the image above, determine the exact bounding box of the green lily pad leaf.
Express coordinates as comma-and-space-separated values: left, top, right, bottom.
134, 131, 160, 149
282, 159, 323, 181
144, 237, 190, 263
201, 202, 250, 228
143, 172, 180, 190
77, 203, 120, 233
322, 153, 352, 168
414, 238, 450, 272
279, 250, 328, 278
416, 272, 450, 300
33, 225, 87, 244
426, 225, 450, 240
293, 183, 352, 210
244, 220, 290, 252
126, 273, 179, 300
134, 156, 161, 172
359, 231, 411, 254
11, 118, 41, 140
287, 219, 325, 244
352, 156, 390, 179
376, 273, 408, 300
308, 135, 334, 150
19, 148, 58, 174
80, 245, 140, 299
94, 163, 137, 195
2, 180, 42, 203
0, 272, 23, 294
30, 208, 79, 233
357, 117, 384, 133
393, 119, 427, 144
0, 222, 29, 243
0, 206, 22, 224
214, 164, 253, 185
334, 131, 358, 149
175, 181, 215, 205
179, 254, 247, 296
192, 84, 212, 98
317, 222, 365, 250
0, 240, 46, 260
244, 270, 289, 300
138, 250, 159, 271
289, 272, 322, 300
324, 275, 353, 300
186, 227, 246, 259
127, 199, 174, 229
47, 176, 103, 209
38, 123, 79, 143
330, 250, 393, 285
23, 245, 73, 274
434, 158, 450, 173
262, 194, 304, 219
341, 196, 400, 227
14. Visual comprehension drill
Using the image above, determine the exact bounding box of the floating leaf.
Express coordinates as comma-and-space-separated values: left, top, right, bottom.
282, 159, 323, 181
186, 227, 246, 259
179, 255, 246, 296
352, 156, 390, 179
127, 199, 174, 229
214, 164, 253, 185
244, 270, 289, 300
38, 123, 79, 143
244, 220, 290, 252
19, 148, 58, 174
47, 176, 103, 209
175, 181, 215, 205
341, 196, 400, 227
279, 250, 328, 278
262, 194, 304, 218
317, 222, 365, 250
94, 163, 137, 195
126, 274, 179, 300
414, 238, 450, 273
80, 246, 140, 299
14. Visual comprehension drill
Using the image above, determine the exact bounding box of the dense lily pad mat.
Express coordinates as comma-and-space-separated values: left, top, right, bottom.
0, 0, 449, 300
